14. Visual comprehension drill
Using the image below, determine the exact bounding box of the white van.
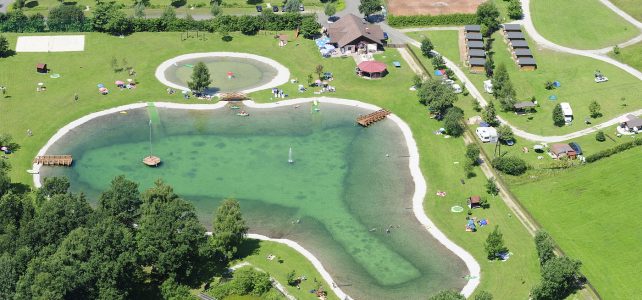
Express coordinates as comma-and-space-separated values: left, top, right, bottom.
483, 80, 493, 94
560, 102, 573, 124
476, 127, 498, 143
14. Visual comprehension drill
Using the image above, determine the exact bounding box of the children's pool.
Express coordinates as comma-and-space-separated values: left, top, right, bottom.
40, 102, 467, 299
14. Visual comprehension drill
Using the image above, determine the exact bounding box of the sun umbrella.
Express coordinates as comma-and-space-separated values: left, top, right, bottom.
115, 80, 125, 85
97, 83, 105, 88
1, 147, 7, 151
227, 71, 234, 76
99, 87, 108, 92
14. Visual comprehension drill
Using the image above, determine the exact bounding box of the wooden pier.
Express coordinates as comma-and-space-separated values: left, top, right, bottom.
356, 109, 391, 127
33, 155, 73, 166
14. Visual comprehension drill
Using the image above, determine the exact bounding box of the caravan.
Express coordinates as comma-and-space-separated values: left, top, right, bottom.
560, 102, 573, 124
483, 80, 493, 93
475, 127, 498, 143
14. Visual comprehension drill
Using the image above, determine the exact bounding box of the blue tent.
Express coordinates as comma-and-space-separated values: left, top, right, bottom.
549, 95, 557, 100
553, 81, 561, 87
97, 83, 105, 88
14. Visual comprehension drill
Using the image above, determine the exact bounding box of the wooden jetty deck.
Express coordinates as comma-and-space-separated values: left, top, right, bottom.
33, 155, 73, 166
356, 109, 391, 127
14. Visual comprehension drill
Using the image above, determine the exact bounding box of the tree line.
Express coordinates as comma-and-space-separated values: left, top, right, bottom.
0, 7, 320, 36
0, 151, 250, 300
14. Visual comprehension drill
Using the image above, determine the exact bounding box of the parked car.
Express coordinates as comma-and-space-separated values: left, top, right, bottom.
299, 4, 304, 11
272, 6, 279, 12
383, 32, 389, 40
256, 5, 262, 12
281, 5, 286, 12
568, 142, 582, 155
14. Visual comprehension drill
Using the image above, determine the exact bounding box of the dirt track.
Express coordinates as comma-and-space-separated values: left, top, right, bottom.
387, 0, 485, 16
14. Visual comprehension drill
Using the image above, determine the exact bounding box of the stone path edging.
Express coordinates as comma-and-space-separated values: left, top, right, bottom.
32, 97, 481, 298
154, 52, 291, 95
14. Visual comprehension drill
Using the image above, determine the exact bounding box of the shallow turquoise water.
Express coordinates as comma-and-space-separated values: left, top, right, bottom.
42, 103, 466, 298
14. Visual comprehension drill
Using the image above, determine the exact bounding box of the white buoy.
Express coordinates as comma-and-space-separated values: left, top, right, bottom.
288, 147, 294, 164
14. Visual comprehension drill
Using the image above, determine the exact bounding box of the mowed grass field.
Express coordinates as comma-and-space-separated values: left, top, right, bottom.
465, 31, 642, 136
406, 30, 463, 66
610, 41, 642, 72
511, 147, 642, 299
610, 0, 642, 22
0, 32, 542, 298
530, 0, 640, 49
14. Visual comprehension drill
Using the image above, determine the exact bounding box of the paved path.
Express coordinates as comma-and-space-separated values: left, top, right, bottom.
0, 0, 12, 13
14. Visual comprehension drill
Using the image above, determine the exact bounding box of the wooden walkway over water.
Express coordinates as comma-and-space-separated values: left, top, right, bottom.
356, 109, 391, 127
33, 155, 73, 166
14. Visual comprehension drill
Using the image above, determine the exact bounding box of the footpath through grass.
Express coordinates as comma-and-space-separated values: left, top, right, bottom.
530, 0, 640, 49
511, 147, 642, 299
0, 31, 541, 298
609, 0, 642, 22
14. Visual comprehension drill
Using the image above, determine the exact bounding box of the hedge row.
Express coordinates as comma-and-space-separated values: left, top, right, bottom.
387, 14, 478, 27
0, 10, 314, 34
585, 137, 642, 163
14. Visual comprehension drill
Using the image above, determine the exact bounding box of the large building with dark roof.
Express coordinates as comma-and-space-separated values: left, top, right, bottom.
327, 14, 385, 53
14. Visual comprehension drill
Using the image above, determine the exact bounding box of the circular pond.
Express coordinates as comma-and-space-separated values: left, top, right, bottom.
37, 101, 468, 299
155, 52, 290, 94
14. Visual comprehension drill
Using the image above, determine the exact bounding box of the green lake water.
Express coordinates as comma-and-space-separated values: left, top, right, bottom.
41, 103, 466, 298
164, 57, 278, 93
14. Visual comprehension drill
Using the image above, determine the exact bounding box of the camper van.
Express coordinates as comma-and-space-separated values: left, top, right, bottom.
475, 127, 498, 143
560, 102, 573, 124
483, 80, 493, 94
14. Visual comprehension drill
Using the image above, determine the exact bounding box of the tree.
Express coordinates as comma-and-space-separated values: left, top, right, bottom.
286, 270, 297, 286
431, 54, 446, 69
485, 225, 508, 259
358, 0, 382, 17
484, 54, 495, 77
136, 181, 206, 282
466, 144, 480, 166
492, 156, 527, 175
38, 176, 70, 200
420, 37, 434, 57
188, 62, 212, 94
324, 3, 336, 17
0, 253, 19, 299
98, 175, 142, 228
476, 2, 500, 36
443, 107, 465, 137
429, 290, 465, 300
497, 124, 514, 143
48, 5, 86, 32
417, 79, 458, 114
472, 98, 482, 112
315, 64, 324, 79
412, 74, 423, 89
485, 178, 499, 196
552, 103, 565, 127
134, 2, 146, 18
0, 35, 13, 58
284, 0, 301, 13
482, 101, 497, 125
474, 290, 493, 300
492, 64, 517, 111
92, 1, 122, 32
507, 0, 523, 20
160, 277, 196, 300
595, 130, 606, 142
211, 199, 248, 260
210, 2, 222, 17
159, 6, 177, 29
300, 18, 321, 39
534, 230, 556, 266
589, 100, 601, 118
531, 257, 583, 300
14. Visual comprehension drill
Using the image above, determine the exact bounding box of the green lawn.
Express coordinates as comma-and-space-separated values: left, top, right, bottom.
406, 30, 462, 67
0, 32, 541, 298
610, 41, 642, 72
511, 147, 642, 299
465, 31, 642, 136
226, 239, 339, 300
610, 0, 642, 22
530, 0, 640, 49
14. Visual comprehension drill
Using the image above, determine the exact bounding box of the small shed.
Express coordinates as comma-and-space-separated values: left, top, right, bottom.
468, 57, 486, 73
513, 101, 536, 113
468, 48, 486, 58
517, 57, 537, 71
356, 61, 387, 78
278, 34, 288, 47
503, 24, 522, 32
513, 48, 532, 58
465, 32, 483, 41
510, 40, 529, 49
36, 63, 47, 73
621, 114, 642, 132
468, 195, 482, 209
467, 40, 484, 49
550, 143, 577, 159
464, 24, 481, 33
506, 31, 525, 40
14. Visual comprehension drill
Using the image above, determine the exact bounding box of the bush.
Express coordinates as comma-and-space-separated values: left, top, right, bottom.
485, 225, 508, 260
443, 107, 465, 137
466, 144, 480, 165
595, 131, 606, 142
492, 156, 527, 175
388, 14, 477, 27
420, 37, 434, 57
507, 0, 523, 20
585, 138, 642, 162
485, 177, 499, 196
534, 230, 556, 266
48, 5, 87, 32
552, 104, 565, 127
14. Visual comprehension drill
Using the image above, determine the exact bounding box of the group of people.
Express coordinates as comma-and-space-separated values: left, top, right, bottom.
271, 88, 287, 98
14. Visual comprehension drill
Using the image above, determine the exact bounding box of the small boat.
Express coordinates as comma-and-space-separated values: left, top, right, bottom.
237, 111, 250, 117
230, 105, 241, 110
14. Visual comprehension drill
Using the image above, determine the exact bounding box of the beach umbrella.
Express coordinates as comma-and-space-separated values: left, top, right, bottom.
115, 80, 125, 85
99, 87, 108, 92
97, 83, 105, 88
227, 71, 234, 77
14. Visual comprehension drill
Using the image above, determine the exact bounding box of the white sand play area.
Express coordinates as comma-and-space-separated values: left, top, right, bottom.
16, 35, 85, 52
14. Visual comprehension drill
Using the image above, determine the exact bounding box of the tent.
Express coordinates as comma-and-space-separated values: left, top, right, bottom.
434, 69, 446, 76
36, 63, 47, 73
97, 83, 105, 88
324, 44, 335, 50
